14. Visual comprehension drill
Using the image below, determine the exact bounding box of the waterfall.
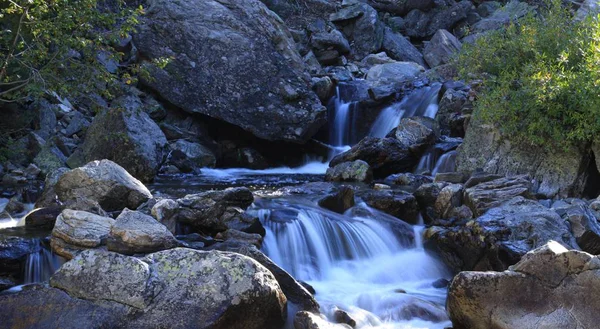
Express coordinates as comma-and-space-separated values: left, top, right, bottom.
369, 84, 442, 138
254, 198, 451, 329
432, 151, 457, 176
24, 240, 64, 284
330, 87, 356, 148
415, 149, 458, 176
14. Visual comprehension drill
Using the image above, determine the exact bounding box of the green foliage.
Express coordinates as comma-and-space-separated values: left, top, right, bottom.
456, 0, 600, 149
0, 0, 143, 102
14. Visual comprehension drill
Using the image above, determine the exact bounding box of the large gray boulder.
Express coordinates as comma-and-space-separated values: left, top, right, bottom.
457, 116, 589, 198
448, 241, 600, 329
382, 28, 425, 66
134, 0, 326, 143
425, 197, 578, 272
51, 210, 115, 259
107, 209, 177, 255
51, 249, 286, 329
54, 160, 152, 212
366, 62, 425, 86
72, 95, 167, 182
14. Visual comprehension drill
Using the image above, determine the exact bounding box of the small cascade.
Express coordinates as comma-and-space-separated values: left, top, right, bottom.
254, 198, 451, 329
329, 87, 357, 148
369, 84, 442, 138
432, 150, 457, 176
24, 240, 64, 284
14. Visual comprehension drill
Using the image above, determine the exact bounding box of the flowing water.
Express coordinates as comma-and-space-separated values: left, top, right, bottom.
24, 241, 64, 284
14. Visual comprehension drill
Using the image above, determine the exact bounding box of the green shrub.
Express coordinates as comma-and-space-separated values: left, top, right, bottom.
456, 0, 600, 149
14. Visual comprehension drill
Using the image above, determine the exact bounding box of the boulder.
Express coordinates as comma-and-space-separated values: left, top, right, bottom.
394, 117, 437, 153
330, 137, 417, 178
366, 62, 425, 86
35, 167, 69, 208
166, 140, 216, 173
71, 95, 167, 182
469, 1, 533, 35
425, 197, 578, 272
364, 0, 435, 15
176, 188, 255, 232
423, 29, 462, 67
310, 29, 351, 54
50, 210, 115, 259
134, 0, 326, 143
433, 183, 464, 219
448, 241, 600, 329
54, 160, 152, 212
318, 186, 356, 214
25, 207, 62, 229
384, 173, 433, 190
382, 28, 425, 66
107, 209, 177, 255
562, 205, 600, 255
325, 160, 373, 183
404, 1, 473, 39
329, 3, 384, 60
358, 189, 419, 224
215, 229, 263, 248
294, 311, 344, 329
463, 175, 532, 217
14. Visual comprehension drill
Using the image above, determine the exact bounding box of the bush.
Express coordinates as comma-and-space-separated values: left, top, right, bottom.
0, 0, 142, 103
456, 0, 600, 149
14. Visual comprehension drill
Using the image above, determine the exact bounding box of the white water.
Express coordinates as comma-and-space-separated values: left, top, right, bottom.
415, 150, 457, 176
24, 245, 64, 284
256, 199, 451, 329
370, 85, 442, 138
0, 202, 35, 229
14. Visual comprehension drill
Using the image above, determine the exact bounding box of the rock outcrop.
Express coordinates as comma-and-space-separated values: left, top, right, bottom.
134, 0, 326, 143
448, 241, 600, 329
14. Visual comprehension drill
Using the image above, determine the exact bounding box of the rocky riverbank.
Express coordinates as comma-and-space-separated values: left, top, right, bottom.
2, 0, 600, 328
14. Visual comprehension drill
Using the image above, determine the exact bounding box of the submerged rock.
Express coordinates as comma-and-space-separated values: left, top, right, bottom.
448, 241, 600, 329
318, 186, 356, 214
54, 160, 152, 212
135, 0, 325, 143
358, 190, 419, 224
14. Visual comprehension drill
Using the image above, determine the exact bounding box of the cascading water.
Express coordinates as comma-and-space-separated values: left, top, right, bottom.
415, 149, 458, 176
370, 84, 442, 138
24, 242, 64, 284
253, 198, 451, 329
330, 86, 356, 148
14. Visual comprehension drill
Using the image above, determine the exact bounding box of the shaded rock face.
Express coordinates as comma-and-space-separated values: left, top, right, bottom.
561, 204, 600, 255
330, 2, 384, 60
464, 175, 532, 217
154, 187, 255, 233
107, 209, 177, 255
425, 197, 578, 272
457, 115, 591, 199
0, 235, 41, 277
330, 137, 417, 178
72, 95, 167, 182
423, 29, 462, 67
50, 210, 115, 259
3, 248, 287, 329
166, 140, 216, 173
318, 186, 356, 214
404, 1, 473, 39
135, 0, 326, 143
358, 189, 419, 224
365, 0, 436, 16
54, 160, 152, 212
325, 160, 373, 183
448, 241, 600, 329
381, 27, 426, 66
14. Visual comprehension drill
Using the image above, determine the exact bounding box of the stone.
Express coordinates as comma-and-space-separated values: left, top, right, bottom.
167, 140, 216, 173
423, 29, 462, 67
64, 111, 90, 137
333, 308, 356, 327
294, 311, 343, 329
448, 241, 600, 329
35, 167, 70, 208
330, 3, 384, 60
433, 183, 464, 219
404, 1, 473, 39
384, 173, 433, 189
71, 95, 168, 182
425, 197, 578, 272
107, 209, 177, 255
330, 137, 417, 178
215, 229, 263, 248
33, 142, 67, 175
358, 189, 419, 224
25, 207, 62, 229
325, 160, 373, 183
318, 186, 356, 214
54, 160, 152, 212
464, 175, 532, 217
135, 0, 325, 143
151, 198, 179, 233
382, 28, 425, 66
366, 62, 425, 86
176, 188, 255, 233
415, 182, 448, 209
0, 235, 41, 276
51, 210, 115, 259
364, 0, 435, 15
394, 117, 437, 152
310, 29, 351, 54
470, 1, 533, 35
562, 205, 600, 255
